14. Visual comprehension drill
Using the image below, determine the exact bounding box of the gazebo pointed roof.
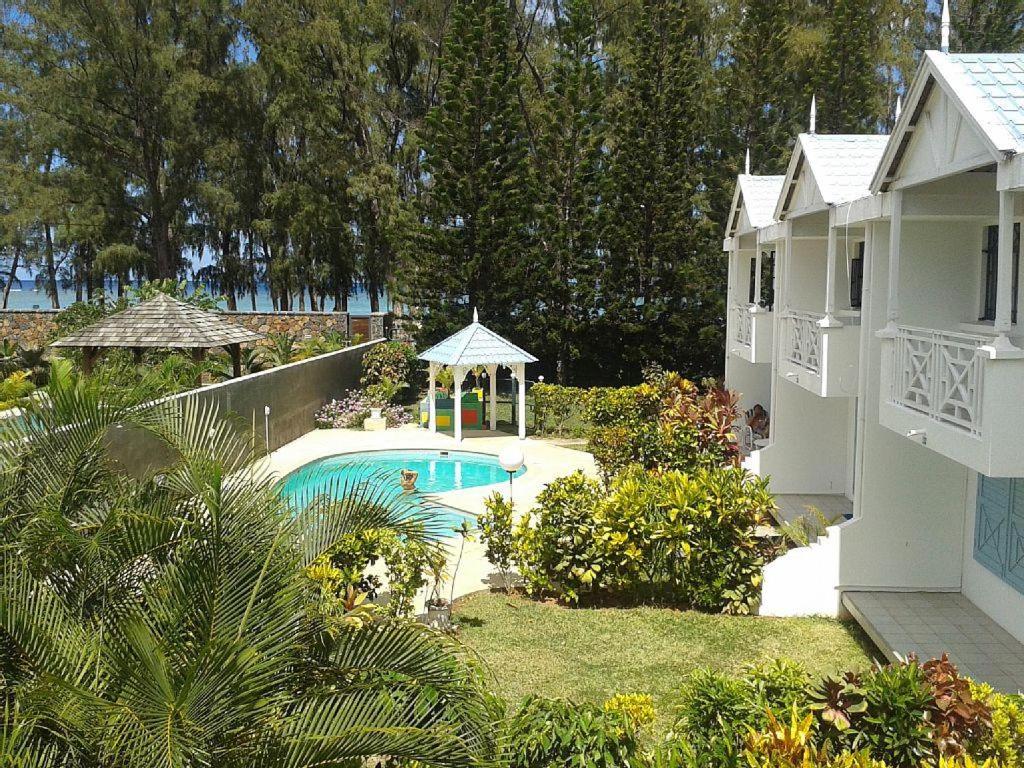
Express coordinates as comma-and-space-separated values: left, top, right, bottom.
418, 310, 537, 367
51, 293, 264, 349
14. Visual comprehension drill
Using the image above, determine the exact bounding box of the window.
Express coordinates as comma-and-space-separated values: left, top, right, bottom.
748, 251, 775, 309
850, 241, 865, 310
975, 475, 1024, 594
981, 224, 1019, 322
761, 251, 775, 310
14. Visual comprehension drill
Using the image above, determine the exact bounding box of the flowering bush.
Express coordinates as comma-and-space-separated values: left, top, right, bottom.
314, 390, 412, 429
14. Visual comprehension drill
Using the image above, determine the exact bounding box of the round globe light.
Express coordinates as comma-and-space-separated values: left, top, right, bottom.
498, 445, 525, 474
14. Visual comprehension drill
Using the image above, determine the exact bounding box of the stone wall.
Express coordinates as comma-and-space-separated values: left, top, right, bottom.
0, 310, 57, 348
0, 308, 392, 348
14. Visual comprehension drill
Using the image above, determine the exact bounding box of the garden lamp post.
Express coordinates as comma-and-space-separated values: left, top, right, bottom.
499, 444, 525, 503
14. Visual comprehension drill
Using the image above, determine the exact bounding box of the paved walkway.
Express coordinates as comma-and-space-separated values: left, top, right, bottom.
774, 494, 853, 525
266, 425, 598, 613
843, 591, 1024, 693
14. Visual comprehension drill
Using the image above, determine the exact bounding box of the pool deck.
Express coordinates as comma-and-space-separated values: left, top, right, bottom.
267, 425, 598, 612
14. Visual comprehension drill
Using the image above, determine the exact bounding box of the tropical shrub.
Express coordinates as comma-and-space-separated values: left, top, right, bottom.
510, 466, 775, 611
315, 390, 412, 428
479, 492, 515, 592
922, 655, 992, 757
586, 372, 740, 481
500, 696, 645, 768
361, 340, 419, 394
604, 693, 656, 732
0, 371, 35, 410
512, 471, 605, 602
670, 662, 812, 767
970, 683, 1024, 767
531, 382, 596, 438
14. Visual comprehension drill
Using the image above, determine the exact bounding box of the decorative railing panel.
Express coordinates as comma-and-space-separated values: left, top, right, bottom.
890, 326, 986, 436
732, 304, 753, 348
783, 311, 823, 374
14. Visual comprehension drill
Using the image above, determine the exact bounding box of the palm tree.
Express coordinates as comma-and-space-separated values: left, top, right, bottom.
0, 370, 495, 767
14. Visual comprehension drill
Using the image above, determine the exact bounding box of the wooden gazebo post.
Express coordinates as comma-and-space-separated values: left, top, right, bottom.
227, 343, 242, 378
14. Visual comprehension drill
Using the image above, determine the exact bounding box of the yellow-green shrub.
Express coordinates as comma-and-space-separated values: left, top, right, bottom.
603, 693, 656, 731
970, 682, 1024, 768
510, 465, 775, 611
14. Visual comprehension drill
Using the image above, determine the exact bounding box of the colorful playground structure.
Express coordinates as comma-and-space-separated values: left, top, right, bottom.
419, 390, 485, 431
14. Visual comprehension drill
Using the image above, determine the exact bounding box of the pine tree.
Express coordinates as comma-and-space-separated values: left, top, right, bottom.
410, 0, 537, 343
813, 0, 885, 133
728, 0, 803, 174
599, 0, 723, 383
527, 0, 606, 384
949, 0, 1024, 52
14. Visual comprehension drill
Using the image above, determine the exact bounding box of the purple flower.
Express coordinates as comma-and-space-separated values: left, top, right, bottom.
315, 391, 412, 429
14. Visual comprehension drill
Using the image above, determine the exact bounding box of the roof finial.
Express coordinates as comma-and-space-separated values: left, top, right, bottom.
940, 0, 951, 53
744, 147, 751, 175
894, 94, 902, 122
473, 307, 479, 324
809, 95, 817, 134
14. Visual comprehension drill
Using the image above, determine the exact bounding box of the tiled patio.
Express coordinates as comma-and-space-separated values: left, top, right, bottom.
842, 591, 1024, 693
774, 494, 853, 525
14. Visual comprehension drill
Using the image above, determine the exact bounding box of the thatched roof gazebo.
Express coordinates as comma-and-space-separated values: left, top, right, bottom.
51, 293, 264, 377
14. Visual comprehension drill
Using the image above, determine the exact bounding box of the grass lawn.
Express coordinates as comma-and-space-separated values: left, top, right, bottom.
454, 591, 879, 733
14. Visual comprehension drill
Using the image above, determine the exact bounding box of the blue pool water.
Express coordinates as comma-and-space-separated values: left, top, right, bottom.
280, 449, 526, 533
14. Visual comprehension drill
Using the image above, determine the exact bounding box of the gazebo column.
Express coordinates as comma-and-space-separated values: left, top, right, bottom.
516, 363, 526, 441
486, 364, 498, 431
427, 361, 438, 433
453, 365, 466, 443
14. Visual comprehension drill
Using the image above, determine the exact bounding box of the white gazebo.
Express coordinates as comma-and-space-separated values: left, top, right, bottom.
418, 310, 538, 442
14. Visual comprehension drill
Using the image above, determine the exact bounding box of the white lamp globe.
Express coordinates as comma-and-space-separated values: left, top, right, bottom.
499, 445, 525, 474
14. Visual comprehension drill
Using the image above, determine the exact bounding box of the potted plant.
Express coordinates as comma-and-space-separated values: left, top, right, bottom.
424, 519, 474, 631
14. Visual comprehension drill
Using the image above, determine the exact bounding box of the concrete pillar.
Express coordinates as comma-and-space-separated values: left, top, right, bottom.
487, 364, 498, 431
517, 363, 527, 441
996, 190, 1016, 340
453, 365, 465, 443
882, 189, 903, 335
821, 212, 843, 328
753, 243, 763, 308
428, 361, 437, 433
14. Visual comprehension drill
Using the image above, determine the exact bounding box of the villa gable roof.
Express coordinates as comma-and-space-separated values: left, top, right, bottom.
726, 174, 786, 237
872, 51, 1024, 192
776, 133, 889, 221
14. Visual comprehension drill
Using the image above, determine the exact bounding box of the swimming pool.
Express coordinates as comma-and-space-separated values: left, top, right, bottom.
279, 449, 526, 532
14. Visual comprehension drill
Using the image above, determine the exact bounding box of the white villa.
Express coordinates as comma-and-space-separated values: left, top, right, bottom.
724, 28, 1024, 690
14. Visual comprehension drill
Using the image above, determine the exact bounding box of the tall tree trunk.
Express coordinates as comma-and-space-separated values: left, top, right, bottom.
308, 284, 318, 311
3, 248, 20, 309
369, 280, 380, 312
44, 224, 59, 308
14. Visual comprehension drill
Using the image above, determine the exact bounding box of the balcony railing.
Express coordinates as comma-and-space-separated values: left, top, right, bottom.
890, 326, 986, 436
732, 304, 752, 348
783, 311, 823, 375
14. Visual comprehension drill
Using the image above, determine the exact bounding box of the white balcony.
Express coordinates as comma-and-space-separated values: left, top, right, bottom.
779, 311, 860, 397
879, 325, 1024, 477
729, 304, 773, 364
